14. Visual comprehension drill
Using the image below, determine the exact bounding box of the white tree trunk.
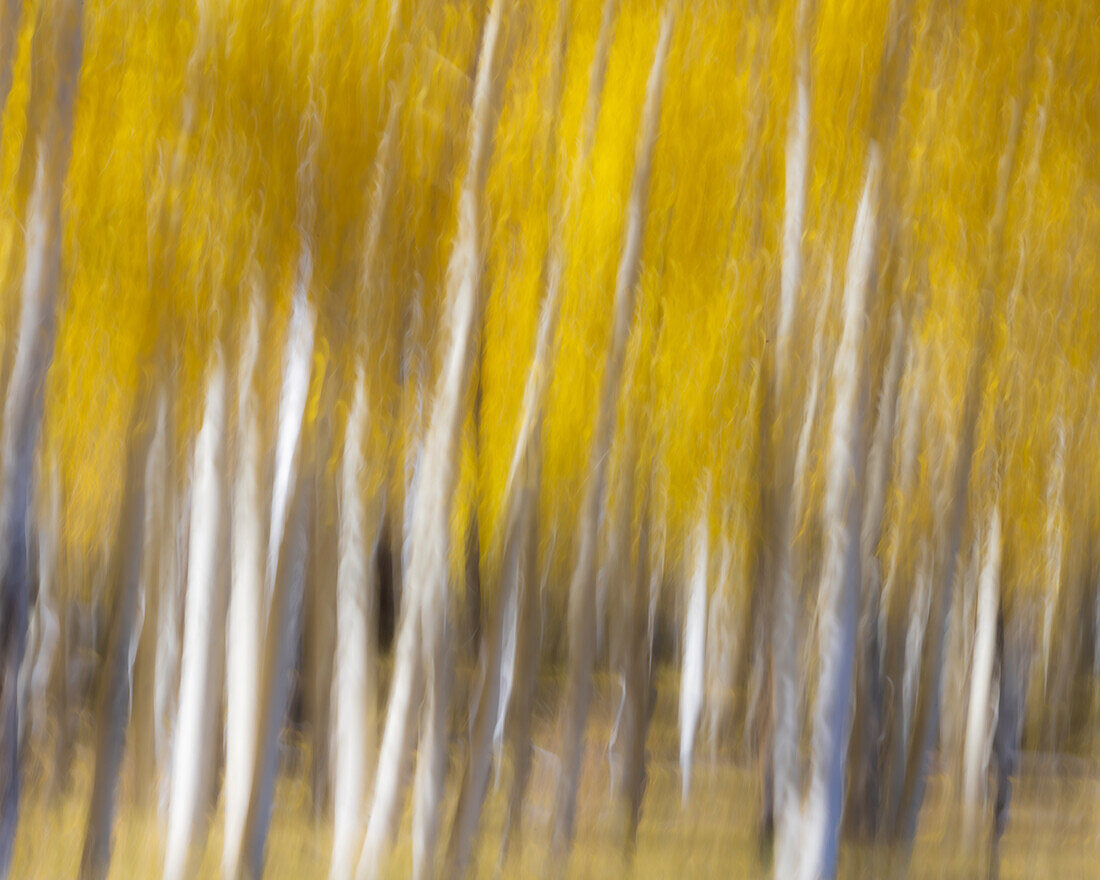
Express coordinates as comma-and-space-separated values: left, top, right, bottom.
155, 466, 188, 823
359, 6, 503, 878
330, 57, 402, 877
796, 143, 882, 880
356, 602, 421, 880
704, 535, 736, 760
775, 0, 816, 390
232, 276, 317, 880
679, 508, 708, 804
409, 6, 502, 875
247, 465, 311, 878
329, 369, 381, 880
163, 349, 229, 880
266, 290, 315, 614
770, 2, 821, 858
0, 2, 83, 869
962, 505, 1001, 844
224, 294, 266, 877
25, 458, 61, 750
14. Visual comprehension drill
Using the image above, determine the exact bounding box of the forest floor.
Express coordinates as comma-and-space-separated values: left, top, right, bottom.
11, 669, 1100, 879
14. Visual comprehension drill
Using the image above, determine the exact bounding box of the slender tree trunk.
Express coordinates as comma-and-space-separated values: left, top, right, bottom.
163, 350, 229, 880
962, 505, 1001, 845
798, 8, 913, 872
24, 458, 60, 761
796, 141, 884, 880
775, 0, 817, 390
240, 467, 313, 880
76, 408, 151, 880
410, 8, 503, 877
771, 309, 829, 872
356, 584, 421, 880
411, 611, 454, 880
0, 2, 83, 871
893, 19, 1038, 845
445, 2, 608, 871
875, 345, 926, 835
550, 8, 675, 863
847, 303, 906, 838
606, 409, 641, 805
497, 476, 542, 870
308, 385, 337, 819
328, 51, 402, 879
233, 281, 316, 880
704, 538, 734, 762
329, 370, 382, 880
48, 557, 71, 800
770, 0, 819, 861
444, 470, 523, 880
37, 462, 71, 802
358, 5, 504, 878
155, 461, 187, 823
131, 389, 169, 810
231, 45, 325, 877
224, 293, 267, 876
618, 495, 654, 853
229, 63, 324, 869
680, 507, 708, 804
989, 611, 1030, 880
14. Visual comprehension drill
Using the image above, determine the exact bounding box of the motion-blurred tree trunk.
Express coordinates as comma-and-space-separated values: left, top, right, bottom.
892, 8, 1039, 852
846, 301, 907, 839
550, 6, 676, 862
327, 38, 404, 880
234, 287, 317, 880
224, 281, 268, 876
78, 397, 157, 880
307, 375, 337, 819
356, 5, 503, 879
795, 4, 914, 875
679, 500, 708, 803
163, 347, 229, 880
447, 3, 613, 873
0, 0, 83, 873
962, 505, 1002, 843
130, 391, 170, 810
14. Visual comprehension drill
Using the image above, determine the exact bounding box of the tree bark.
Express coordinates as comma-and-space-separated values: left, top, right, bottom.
795, 142, 882, 880
679, 507, 708, 804
0, 2, 83, 871
224, 292, 267, 876
358, 5, 504, 877
77, 408, 152, 880
962, 505, 1001, 845
163, 349, 229, 880
232, 278, 317, 880
329, 369, 382, 880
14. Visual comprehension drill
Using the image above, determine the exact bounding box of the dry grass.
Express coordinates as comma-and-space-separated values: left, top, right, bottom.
12, 671, 1100, 879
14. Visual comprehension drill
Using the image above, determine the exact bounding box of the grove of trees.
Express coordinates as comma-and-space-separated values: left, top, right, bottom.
0, 0, 1098, 877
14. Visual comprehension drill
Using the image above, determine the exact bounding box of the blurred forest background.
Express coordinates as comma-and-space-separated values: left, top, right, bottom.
0, 0, 1099, 877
